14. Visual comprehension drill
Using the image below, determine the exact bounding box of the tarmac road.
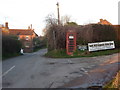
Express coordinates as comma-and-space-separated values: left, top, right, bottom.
62, 54, 120, 88
2, 49, 119, 88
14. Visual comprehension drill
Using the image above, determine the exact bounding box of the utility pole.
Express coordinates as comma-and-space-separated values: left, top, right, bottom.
4, 16, 8, 22
56, 2, 60, 25
31, 24, 32, 29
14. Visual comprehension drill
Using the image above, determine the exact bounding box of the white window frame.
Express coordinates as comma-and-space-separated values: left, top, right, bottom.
26, 36, 29, 40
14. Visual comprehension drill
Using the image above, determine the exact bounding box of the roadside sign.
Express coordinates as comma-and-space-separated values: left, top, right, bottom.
88, 41, 115, 51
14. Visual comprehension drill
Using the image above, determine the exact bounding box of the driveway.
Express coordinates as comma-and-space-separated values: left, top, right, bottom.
2, 49, 119, 88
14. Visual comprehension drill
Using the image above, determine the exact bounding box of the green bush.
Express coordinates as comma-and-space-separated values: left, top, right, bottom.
2, 35, 22, 59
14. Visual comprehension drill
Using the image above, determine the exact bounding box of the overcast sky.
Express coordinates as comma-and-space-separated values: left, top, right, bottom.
0, 0, 119, 36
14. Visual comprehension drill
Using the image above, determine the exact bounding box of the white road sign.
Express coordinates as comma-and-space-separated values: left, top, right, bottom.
88, 41, 115, 51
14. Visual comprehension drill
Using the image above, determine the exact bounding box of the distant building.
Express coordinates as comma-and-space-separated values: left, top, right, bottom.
0, 22, 9, 35
1, 22, 38, 53
98, 19, 112, 25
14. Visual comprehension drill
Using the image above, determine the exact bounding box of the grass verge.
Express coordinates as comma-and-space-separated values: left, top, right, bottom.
104, 71, 120, 88
45, 49, 119, 58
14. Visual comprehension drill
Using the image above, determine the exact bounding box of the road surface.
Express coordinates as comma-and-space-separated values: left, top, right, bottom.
2, 49, 119, 88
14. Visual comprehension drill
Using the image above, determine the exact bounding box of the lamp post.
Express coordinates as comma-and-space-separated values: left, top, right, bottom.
56, 2, 60, 25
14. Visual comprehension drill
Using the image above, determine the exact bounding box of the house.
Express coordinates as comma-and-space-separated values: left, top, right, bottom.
1, 22, 38, 53
98, 19, 112, 25
0, 22, 9, 35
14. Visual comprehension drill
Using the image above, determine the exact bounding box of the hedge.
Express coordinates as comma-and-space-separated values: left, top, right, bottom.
2, 35, 22, 58
47, 24, 118, 51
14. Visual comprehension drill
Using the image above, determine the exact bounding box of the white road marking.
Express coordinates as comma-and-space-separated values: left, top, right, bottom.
1, 65, 15, 77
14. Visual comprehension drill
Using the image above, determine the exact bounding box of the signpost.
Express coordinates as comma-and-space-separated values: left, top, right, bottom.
88, 41, 115, 51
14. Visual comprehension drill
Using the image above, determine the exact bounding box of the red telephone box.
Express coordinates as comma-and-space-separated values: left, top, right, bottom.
66, 31, 76, 55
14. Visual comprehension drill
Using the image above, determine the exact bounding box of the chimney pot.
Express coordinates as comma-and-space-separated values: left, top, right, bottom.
5, 22, 8, 28
100, 19, 103, 22
31, 24, 32, 29
28, 26, 30, 29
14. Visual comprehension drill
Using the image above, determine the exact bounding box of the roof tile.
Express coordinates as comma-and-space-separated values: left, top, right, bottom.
9, 29, 34, 35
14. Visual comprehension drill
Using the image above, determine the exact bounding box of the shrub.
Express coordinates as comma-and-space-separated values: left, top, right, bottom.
47, 24, 118, 51
2, 35, 22, 58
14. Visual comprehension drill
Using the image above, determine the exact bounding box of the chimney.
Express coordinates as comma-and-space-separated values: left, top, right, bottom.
28, 26, 30, 29
31, 24, 32, 29
100, 19, 103, 22
5, 22, 9, 28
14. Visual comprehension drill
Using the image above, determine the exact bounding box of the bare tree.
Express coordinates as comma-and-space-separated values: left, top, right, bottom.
44, 13, 117, 52
45, 14, 57, 27
61, 15, 71, 25
44, 14, 58, 51
44, 14, 78, 51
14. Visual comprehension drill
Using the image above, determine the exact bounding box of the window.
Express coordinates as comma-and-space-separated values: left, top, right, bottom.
26, 36, 29, 40
25, 42, 30, 48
